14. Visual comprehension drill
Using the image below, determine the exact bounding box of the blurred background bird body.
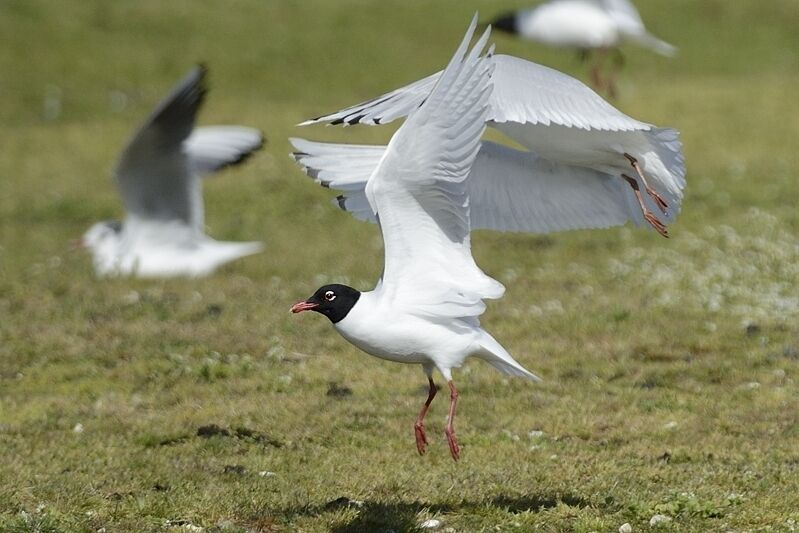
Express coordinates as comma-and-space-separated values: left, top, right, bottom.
82, 66, 264, 278
491, 0, 676, 96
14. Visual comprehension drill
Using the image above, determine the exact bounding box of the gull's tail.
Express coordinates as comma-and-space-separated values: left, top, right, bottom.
630, 32, 677, 57
477, 329, 541, 381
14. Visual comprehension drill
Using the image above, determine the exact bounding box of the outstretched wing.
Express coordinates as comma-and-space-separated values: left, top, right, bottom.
291, 138, 644, 233
115, 66, 206, 229
300, 54, 647, 132
367, 17, 502, 319
184, 126, 264, 176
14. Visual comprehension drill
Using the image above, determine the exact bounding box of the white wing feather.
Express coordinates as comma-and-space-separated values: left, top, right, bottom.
366, 18, 502, 319
291, 138, 648, 233
184, 126, 264, 176
301, 54, 646, 132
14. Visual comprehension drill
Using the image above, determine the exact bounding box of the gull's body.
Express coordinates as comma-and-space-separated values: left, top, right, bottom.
292, 19, 538, 461
490, 0, 676, 95
296, 53, 685, 237
83, 66, 263, 278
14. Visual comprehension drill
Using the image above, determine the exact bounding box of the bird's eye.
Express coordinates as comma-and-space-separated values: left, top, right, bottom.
324, 290, 336, 301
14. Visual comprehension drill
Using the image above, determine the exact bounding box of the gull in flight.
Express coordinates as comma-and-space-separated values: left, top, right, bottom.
81, 66, 264, 277
292, 18, 539, 461
490, 0, 677, 96
294, 42, 684, 238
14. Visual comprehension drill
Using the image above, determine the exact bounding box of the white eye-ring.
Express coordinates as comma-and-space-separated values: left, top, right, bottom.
324, 290, 336, 301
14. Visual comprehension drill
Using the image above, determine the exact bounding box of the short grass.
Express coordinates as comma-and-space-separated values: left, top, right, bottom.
2, 0, 799, 531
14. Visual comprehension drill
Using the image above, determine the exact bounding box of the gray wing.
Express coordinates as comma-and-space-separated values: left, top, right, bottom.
300, 54, 647, 132
291, 138, 645, 233
114, 65, 206, 227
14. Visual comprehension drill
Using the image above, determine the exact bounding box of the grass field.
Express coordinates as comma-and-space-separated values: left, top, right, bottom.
2, 0, 799, 531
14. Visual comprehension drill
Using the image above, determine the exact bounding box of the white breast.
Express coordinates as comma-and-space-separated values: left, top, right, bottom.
333, 292, 479, 367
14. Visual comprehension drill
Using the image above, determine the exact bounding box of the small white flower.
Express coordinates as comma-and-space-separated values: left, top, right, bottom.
649, 514, 671, 526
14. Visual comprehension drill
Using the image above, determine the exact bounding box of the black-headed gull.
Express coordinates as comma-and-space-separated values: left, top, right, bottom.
82, 66, 263, 278
296, 52, 684, 237
291, 18, 539, 461
490, 0, 676, 96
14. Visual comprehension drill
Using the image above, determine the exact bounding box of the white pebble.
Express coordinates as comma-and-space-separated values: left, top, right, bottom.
619, 523, 632, 533
649, 514, 671, 526
420, 519, 442, 529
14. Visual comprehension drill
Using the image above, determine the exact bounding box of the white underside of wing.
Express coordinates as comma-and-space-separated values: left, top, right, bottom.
365, 19, 503, 320
468, 141, 640, 231
290, 138, 654, 233
184, 126, 264, 176
489, 55, 649, 131
290, 137, 384, 191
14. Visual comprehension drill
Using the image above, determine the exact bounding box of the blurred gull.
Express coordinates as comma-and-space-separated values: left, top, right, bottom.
292, 19, 539, 461
82, 66, 263, 277
490, 0, 677, 96
294, 50, 685, 238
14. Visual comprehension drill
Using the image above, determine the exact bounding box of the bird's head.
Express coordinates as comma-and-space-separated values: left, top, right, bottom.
80, 220, 123, 253
291, 284, 361, 323
490, 12, 518, 34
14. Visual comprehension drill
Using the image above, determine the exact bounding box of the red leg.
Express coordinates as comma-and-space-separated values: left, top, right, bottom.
622, 174, 669, 238
444, 381, 460, 461
624, 153, 669, 214
414, 377, 438, 456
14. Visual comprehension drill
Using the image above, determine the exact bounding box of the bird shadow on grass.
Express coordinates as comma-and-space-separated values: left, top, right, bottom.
275, 493, 590, 532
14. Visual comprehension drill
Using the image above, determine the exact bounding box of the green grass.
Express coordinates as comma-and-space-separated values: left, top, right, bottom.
2, 0, 799, 531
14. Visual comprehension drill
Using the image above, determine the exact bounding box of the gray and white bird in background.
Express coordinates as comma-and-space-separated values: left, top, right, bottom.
490, 0, 677, 97
81, 66, 264, 278
294, 52, 685, 238
292, 18, 539, 462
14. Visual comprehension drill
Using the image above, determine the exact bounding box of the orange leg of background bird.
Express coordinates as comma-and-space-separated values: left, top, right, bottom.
589, 49, 607, 93
414, 377, 438, 455
622, 174, 669, 238
444, 381, 460, 461
624, 153, 669, 213
605, 48, 624, 99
